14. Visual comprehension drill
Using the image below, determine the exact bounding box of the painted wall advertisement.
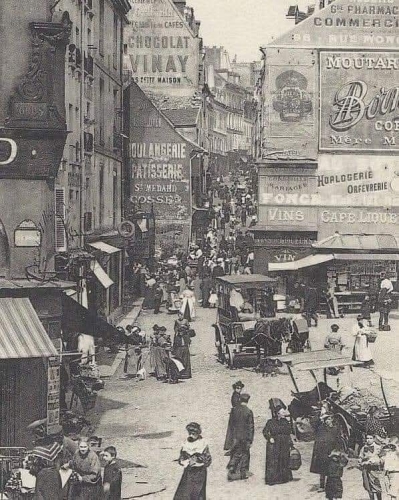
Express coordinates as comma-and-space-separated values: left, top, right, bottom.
320, 51, 399, 151
47, 357, 60, 433
262, 49, 318, 161
125, 0, 199, 92
271, 0, 399, 49
259, 158, 399, 207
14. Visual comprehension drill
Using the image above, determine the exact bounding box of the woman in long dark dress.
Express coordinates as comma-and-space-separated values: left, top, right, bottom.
68, 438, 102, 500
263, 406, 293, 485
224, 381, 245, 452
310, 415, 342, 492
173, 324, 192, 379
174, 422, 212, 500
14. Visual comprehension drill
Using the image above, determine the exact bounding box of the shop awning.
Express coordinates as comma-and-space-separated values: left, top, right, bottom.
269, 252, 399, 272
0, 298, 58, 359
89, 241, 121, 254
269, 254, 334, 271
62, 294, 120, 340
90, 260, 114, 289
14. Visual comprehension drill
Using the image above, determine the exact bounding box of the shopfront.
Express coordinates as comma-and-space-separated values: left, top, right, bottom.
256, 0, 399, 282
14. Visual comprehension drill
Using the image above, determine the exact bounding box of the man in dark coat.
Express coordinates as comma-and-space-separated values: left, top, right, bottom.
200, 272, 212, 308
304, 283, 319, 327
227, 393, 255, 481
310, 415, 342, 492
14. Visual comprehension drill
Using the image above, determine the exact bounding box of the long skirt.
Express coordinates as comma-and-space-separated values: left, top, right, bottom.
174, 466, 207, 500
68, 480, 103, 500
265, 439, 293, 485
362, 469, 382, 495
151, 346, 168, 379
173, 346, 192, 379
224, 411, 234, 450
325, 477, 343, 499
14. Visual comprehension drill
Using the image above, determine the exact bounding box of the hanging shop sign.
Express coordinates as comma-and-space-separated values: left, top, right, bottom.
320, 51, 399, 151
262, 49, 318, 161
124, 0, 199, 92
270, 0, 399, 49
0, 138, 17, 165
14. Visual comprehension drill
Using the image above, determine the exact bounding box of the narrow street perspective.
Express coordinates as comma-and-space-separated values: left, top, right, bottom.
2, 0, 399, 499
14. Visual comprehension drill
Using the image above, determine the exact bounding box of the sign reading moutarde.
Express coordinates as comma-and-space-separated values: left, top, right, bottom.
320, 51, 399, 151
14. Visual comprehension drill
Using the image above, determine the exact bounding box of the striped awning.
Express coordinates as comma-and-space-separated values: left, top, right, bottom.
0, 298, 58, 359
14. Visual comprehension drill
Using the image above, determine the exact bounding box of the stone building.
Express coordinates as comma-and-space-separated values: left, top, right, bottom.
54, 0, 131, 321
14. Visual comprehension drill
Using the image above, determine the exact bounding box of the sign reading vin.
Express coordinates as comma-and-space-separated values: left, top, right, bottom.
320, 51, 399, 151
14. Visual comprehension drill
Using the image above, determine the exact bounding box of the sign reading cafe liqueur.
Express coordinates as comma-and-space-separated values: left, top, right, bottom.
320, 51, 399, 151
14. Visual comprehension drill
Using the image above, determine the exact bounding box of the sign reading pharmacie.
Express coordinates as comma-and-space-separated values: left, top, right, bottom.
124, 0, 199, 91
270, 0, 399, 49
320, 51, 399, 152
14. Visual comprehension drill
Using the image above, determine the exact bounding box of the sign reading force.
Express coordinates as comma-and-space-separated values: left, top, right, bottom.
320, 51, 399, 151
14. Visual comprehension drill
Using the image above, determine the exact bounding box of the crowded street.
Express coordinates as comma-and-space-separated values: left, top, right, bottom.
3, 0, 399, 499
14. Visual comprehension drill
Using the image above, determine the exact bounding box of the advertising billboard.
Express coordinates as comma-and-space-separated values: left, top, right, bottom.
262, 49, 318, 161
270, 0, 399, 49
320, 51, 399, 151
124, 0, 199, 94
128, 84, 192, 251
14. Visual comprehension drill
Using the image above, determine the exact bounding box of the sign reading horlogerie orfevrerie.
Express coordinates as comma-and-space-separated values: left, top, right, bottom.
320, 51, 399, 151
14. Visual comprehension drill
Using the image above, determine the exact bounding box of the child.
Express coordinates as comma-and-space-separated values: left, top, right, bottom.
325, 449, 348, 500
102, 446, 122, 500
209, 289, 218, 308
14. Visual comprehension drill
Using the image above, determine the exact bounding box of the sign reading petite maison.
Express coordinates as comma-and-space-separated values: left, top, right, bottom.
320, 51, 399, 151
124, 0, 199, 92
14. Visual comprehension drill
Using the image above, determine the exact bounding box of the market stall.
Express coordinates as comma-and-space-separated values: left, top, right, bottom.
269, 233, 399, 312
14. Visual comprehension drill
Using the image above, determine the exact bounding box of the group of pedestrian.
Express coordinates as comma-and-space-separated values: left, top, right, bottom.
28, 422, 122, 500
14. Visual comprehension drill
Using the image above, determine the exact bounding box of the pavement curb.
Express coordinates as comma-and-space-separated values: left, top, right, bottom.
99, 298, 144, 378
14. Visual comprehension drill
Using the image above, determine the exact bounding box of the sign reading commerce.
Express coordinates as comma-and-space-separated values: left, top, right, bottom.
270, 0, 399, 49
320, 51, 399, 151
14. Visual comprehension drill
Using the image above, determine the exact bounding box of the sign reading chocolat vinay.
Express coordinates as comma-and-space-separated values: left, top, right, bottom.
125, 0, 199, 90
320, 51, 399, 151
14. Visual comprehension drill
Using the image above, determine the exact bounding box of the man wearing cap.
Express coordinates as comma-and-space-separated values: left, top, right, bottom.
227, 393, 254, 481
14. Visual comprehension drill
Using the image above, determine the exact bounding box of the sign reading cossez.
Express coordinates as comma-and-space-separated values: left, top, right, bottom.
125, 0, 199, 90
320, 51, 399, 151
130, 141, 190, 220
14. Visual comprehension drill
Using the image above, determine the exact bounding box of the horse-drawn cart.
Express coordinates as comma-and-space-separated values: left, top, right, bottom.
213, 274, 292, 369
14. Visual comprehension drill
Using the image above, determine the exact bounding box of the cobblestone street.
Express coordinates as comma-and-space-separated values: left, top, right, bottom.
91, 305, 399, 499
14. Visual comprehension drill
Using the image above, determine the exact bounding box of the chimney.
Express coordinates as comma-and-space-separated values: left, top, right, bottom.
173, 1, 186, 15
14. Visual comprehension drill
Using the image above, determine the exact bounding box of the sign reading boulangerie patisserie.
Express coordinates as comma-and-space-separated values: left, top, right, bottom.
320, 51, 399, 151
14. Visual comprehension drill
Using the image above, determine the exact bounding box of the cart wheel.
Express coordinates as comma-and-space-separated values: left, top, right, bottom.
215, 341, 226, 364
334, 413, 350, 452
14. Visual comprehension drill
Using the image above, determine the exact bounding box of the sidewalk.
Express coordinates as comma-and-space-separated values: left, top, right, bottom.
98, 298, 144, 378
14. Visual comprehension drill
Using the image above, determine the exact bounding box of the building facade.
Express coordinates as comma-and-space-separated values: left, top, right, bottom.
256, 0, 399, 292
0, 1, 72, 446
54, 0, 131, 321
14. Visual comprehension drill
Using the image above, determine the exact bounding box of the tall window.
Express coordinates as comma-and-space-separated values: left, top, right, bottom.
113, 170, 118, 227
113, 13, 118, 69
99, 78, 104, 144
99, 0, 104, 55
99, 164, 105, 226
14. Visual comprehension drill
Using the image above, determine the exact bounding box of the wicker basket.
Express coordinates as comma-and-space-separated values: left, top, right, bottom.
366, 330, 378, 343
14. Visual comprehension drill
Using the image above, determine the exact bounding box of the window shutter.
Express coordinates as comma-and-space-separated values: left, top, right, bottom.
55, 187, 67, 252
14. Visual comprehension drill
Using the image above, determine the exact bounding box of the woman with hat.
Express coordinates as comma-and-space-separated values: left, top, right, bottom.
352, 314, 374, 367
173, 322, 193, 380
180, 285, 196, 322
174, 423, 212, 500
224, 381, 245, 453
263, 401, 293, 485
